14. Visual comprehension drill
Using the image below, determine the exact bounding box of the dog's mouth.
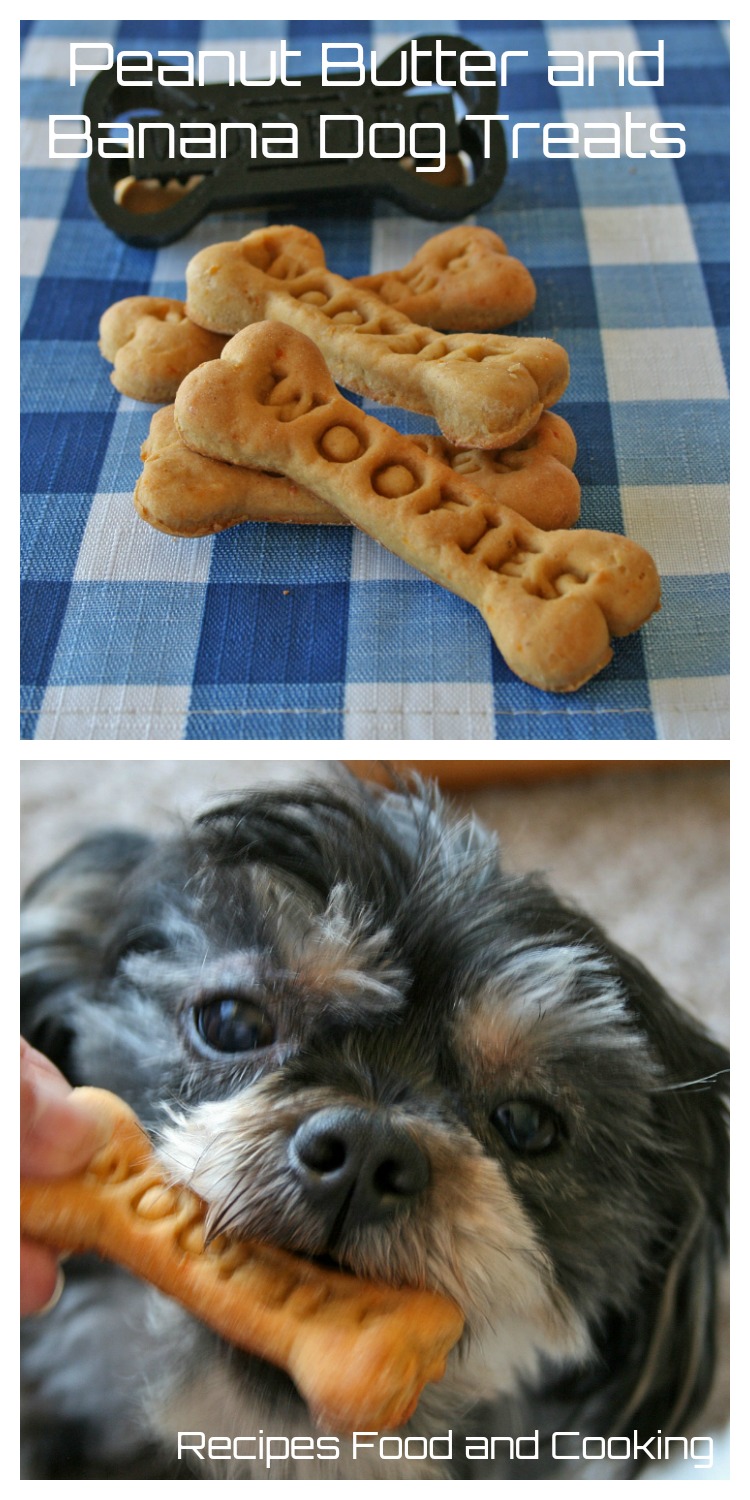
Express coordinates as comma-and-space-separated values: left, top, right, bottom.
218, 1223, 422, 1299
304, 1250, 352, 1274
205, 1179, 414, 1290
205, 1207, 361, 1280
204, 1205, 391, 1286
254, 1236, 395, 1288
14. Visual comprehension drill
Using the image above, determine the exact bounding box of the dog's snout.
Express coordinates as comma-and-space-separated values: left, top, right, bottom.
290, 1107, 429, 1227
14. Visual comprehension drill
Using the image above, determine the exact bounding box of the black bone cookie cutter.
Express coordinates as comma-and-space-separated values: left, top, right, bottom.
84, 34, 507, 247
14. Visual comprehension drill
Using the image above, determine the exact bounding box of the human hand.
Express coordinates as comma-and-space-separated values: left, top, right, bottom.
20, 1037, 106, 1315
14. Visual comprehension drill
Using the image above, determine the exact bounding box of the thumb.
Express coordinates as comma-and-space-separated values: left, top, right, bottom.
20, 1038, 108, 1177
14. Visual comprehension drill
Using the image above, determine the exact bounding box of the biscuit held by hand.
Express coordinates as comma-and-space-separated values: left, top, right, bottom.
175, 322, 659, 693
185, 225, 568, 448
137, 406, 580, 536
20, 1087, 463, 1433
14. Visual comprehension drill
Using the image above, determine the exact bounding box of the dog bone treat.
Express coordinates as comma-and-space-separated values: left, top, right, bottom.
175, 322, 659, 692
185, 224, 569, 448
352, 226, 536, 330
98, 297, 227, 404
138, 406, 580, 536
432, 412, 579, 529
137, 404, 345, 532
20, 1087, 464, 1433
98, 227, 323, 405
113, 174, 203, 216
99, 227, 536, 406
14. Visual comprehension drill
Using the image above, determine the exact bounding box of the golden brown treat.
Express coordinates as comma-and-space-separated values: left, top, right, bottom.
352, 226, 536, 329
400, 152, 467, 189
98, 227, 536, 404
185, 225, 568, 448
113, 175, 204, 215
97, 227, 323, 408
20, 1087, 464, 1433
98, 297, 227, 404
175, 321, 659, 693
137, 406, 579, 536
423, 413, 579, 530
137, 405, 345, 532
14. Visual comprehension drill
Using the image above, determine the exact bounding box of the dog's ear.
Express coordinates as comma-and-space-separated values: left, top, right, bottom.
21, 831, 154, 1073
616, 948, 729, 1249
553, 953, 728, 1466
620, 963, 728, 1443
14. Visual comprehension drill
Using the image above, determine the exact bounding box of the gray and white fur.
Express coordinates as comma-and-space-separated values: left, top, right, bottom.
21, 775, 728, 1480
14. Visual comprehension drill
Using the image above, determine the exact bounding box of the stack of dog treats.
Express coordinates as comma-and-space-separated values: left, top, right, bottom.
98, 224, 660, 692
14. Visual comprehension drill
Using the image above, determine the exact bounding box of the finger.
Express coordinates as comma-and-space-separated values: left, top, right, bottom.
20, 1238, 64, 1318
20, 1038, 109, 1177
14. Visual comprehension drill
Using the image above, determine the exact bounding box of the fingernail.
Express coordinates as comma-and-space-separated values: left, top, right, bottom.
32, 1266, 65, 1318
25, 1075, 107, 1175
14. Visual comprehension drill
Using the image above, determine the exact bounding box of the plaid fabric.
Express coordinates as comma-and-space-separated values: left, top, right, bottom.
20, 17, 729, 740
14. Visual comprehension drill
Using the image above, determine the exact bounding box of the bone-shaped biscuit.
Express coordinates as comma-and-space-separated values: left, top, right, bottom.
137, 405, 580, 536
100, 226, 537, 405
99, 297, 227, 404
136, 405, 345, 532
185, 225, 568, 448
113, 174, 203, 216
352, 226, 536, 329
20, 1087, 464, 1433
175, 322, 659, 692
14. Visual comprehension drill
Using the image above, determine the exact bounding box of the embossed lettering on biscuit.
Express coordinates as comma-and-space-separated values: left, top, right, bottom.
99, 228, 536, 408
136, 406, 579, 537
185, 226, 569, 449
352, 226, 537, 329
20, 1086, 464, 1433
174, 321, 659, 694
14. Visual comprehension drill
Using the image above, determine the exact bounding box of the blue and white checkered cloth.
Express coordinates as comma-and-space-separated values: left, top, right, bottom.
21, 18, 729, 739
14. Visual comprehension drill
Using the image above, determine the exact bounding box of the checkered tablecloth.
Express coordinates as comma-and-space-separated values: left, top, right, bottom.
20, 17, 729, 740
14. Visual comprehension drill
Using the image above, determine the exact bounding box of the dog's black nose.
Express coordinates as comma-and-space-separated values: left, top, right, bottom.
290, 1107, 429, 1227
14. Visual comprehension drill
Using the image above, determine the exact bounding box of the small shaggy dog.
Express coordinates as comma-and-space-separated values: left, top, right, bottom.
21, 775, 728, 1479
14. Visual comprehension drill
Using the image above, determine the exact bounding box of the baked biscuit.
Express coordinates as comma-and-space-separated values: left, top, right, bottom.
137, 406, 580, 536
353, 226, 536, 329
137, 405, 345, 532
113, 174, 204, 215
99, 227, 536, 404
175, 321, 659, 693
98, 297, 227, 403
185, 225, 568, 448
20, 1086, 464, 1433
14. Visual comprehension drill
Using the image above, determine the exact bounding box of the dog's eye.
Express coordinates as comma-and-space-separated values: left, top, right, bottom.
193, 998, 275, 1053
491, 1099, 560, 1154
